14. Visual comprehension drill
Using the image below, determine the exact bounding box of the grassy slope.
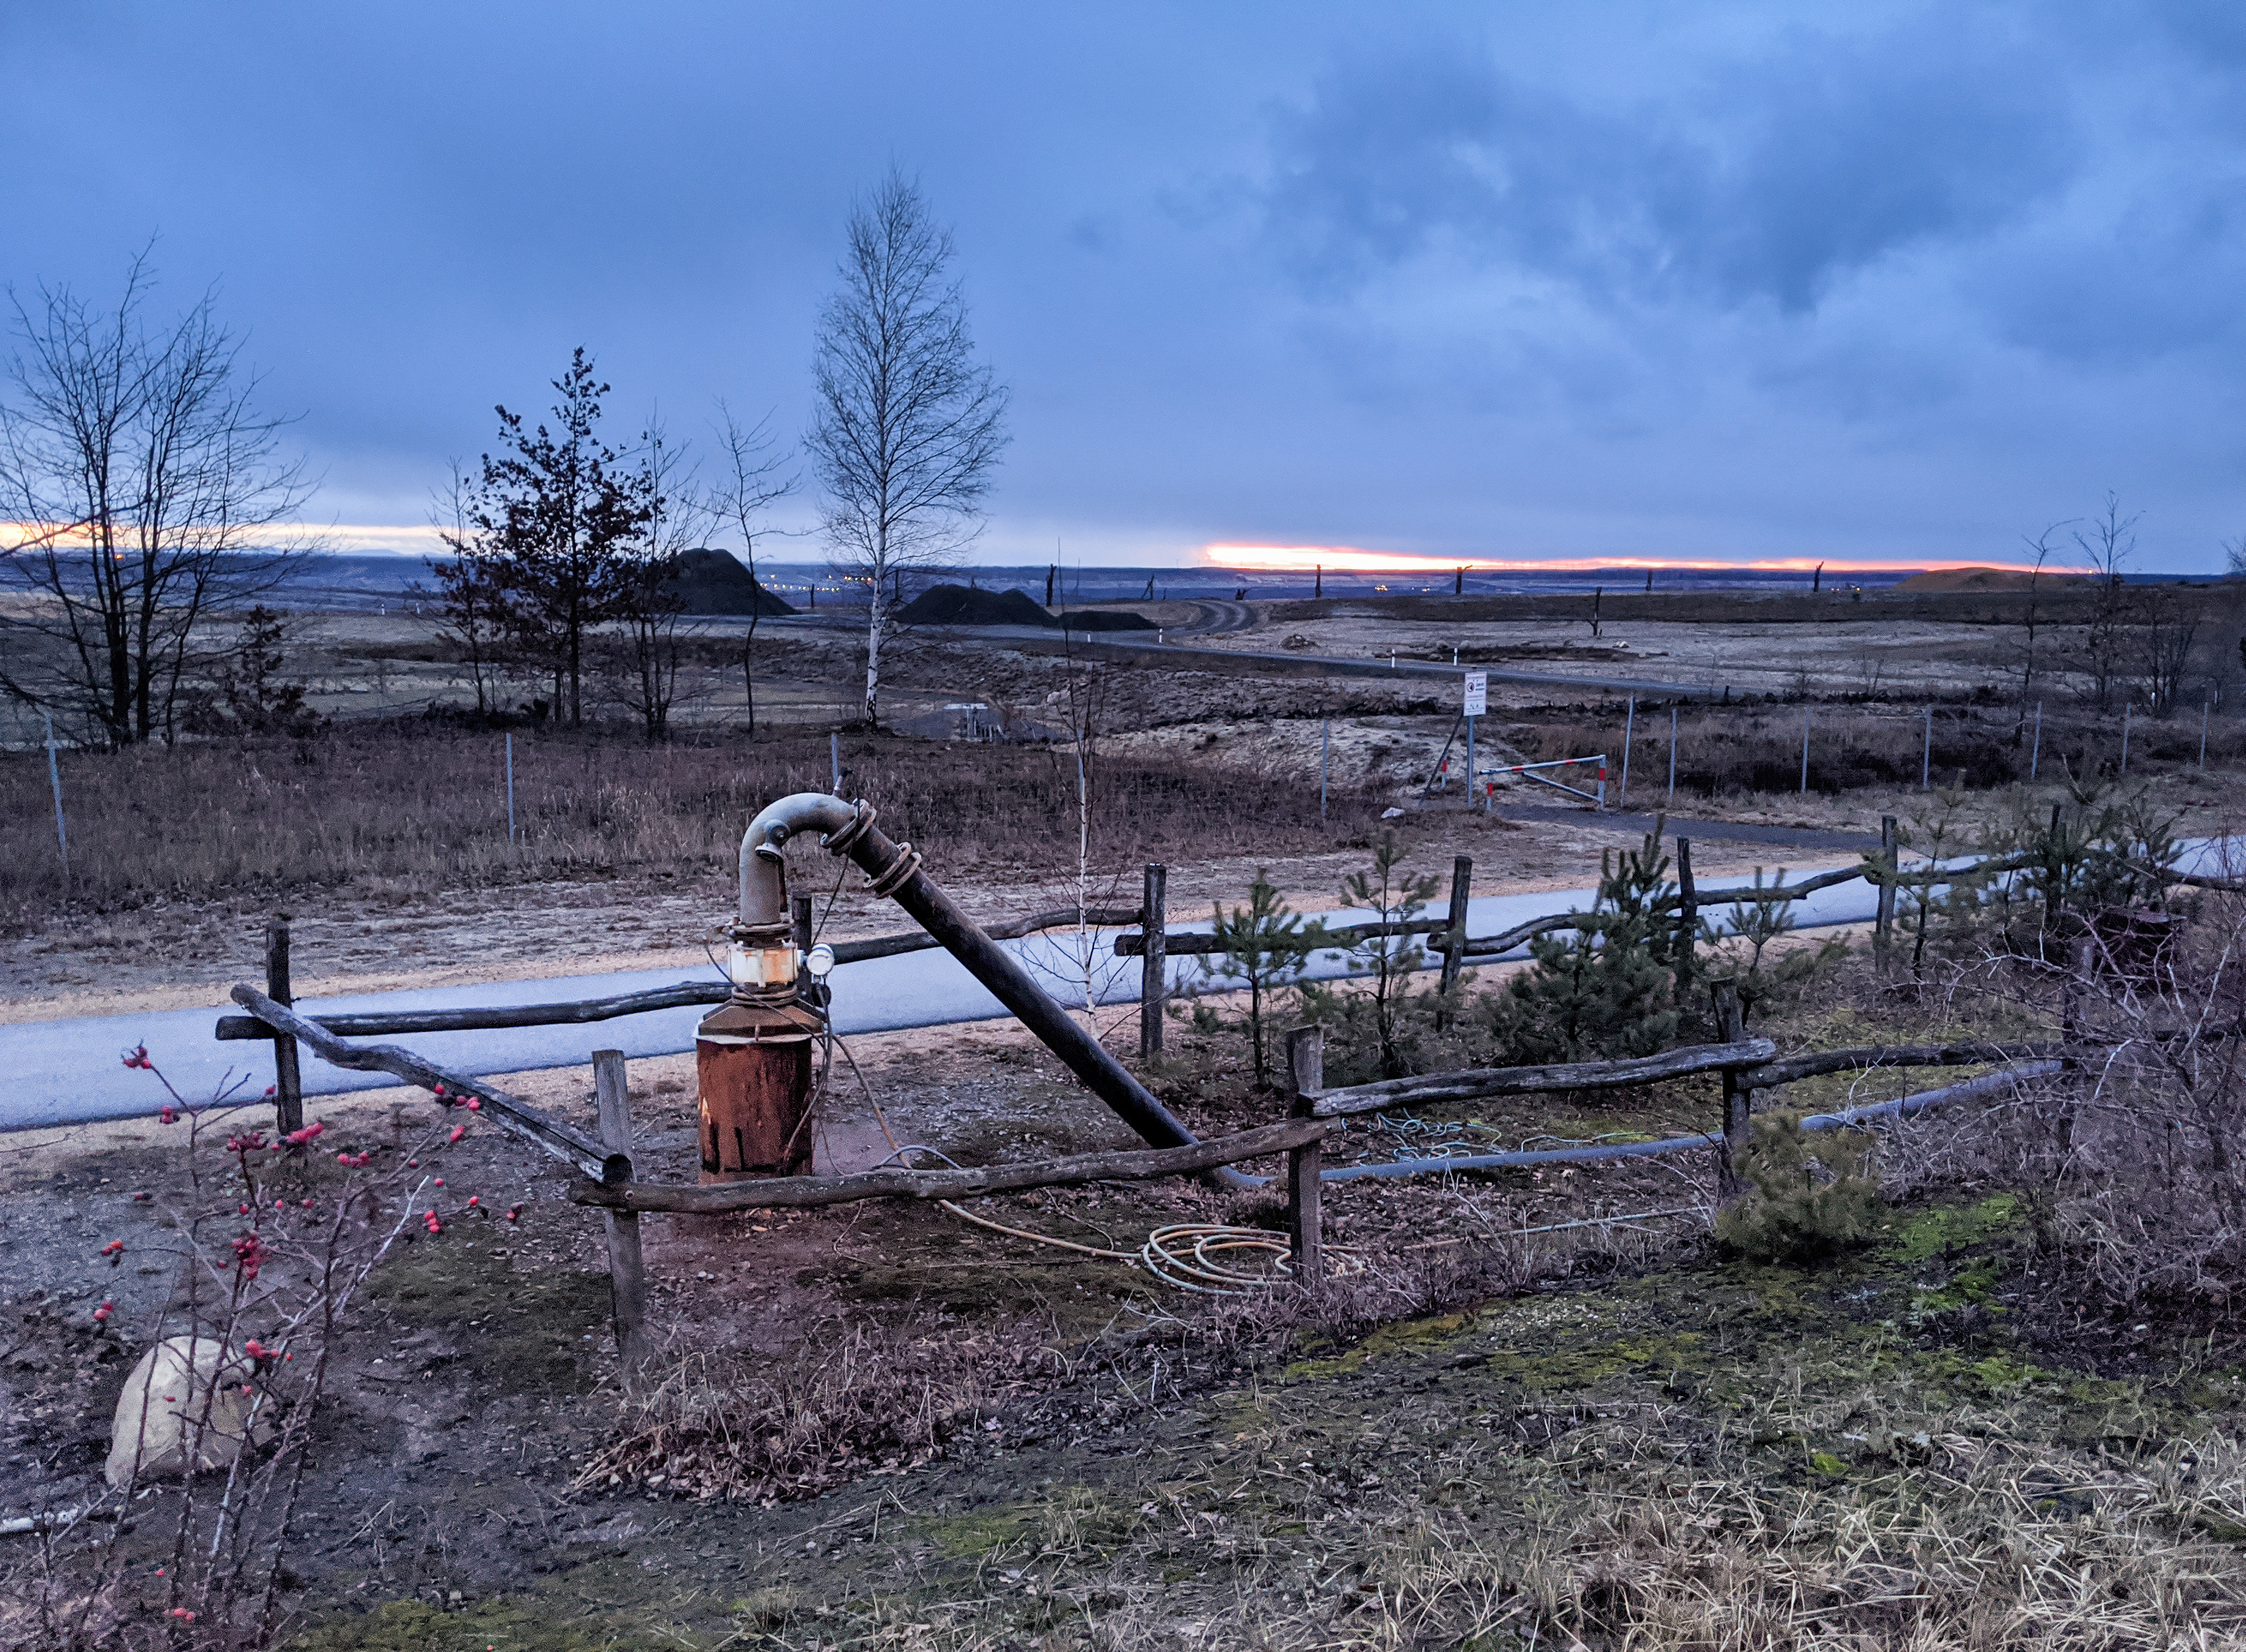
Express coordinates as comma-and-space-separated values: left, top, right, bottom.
292, 1194, 2246, 1651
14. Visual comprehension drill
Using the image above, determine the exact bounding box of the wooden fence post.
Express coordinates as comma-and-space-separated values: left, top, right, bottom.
266, 916, 303, 1135
1712, 982, 1747, 1201
1875, 815, 1898, 972
1285, 1026, 1325, 1283
1139, 863, 1167, 1060
592, 1050, 650, 1374
1437, 855, 1472, 1030
1674, 837, 1698, 1003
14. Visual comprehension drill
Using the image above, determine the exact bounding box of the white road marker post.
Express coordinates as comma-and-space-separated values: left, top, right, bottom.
2203, 697, 2211, 772
1921, 707, 1932, 790
1463, 670, 1487, 815
1800, 706, 1811, 796
1668, 705, 1678, 806
1320, 718, 1330, 821
505, 732, 516, 846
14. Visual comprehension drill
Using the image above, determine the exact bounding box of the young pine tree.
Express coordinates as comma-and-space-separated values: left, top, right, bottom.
1195, 870, 1318, 1089
1485, 831, 1681, 1064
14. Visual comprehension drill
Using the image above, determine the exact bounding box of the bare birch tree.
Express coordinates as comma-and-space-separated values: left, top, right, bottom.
0, 253, 311, 745
806, 170, 1008, 728
716, 404, 795, 734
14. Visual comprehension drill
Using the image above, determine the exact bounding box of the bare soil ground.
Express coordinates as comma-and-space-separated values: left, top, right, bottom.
10, 587, 2246, 1647
10, 949, 2246, 1649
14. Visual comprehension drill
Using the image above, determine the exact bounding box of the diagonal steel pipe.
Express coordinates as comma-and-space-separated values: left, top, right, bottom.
739, 792, 1207, 1159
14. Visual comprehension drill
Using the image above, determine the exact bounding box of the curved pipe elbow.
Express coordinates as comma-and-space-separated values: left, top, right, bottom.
738, 792, 861, 927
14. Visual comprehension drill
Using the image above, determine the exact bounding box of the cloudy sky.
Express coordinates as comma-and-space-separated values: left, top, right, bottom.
5, 2, 2244, 571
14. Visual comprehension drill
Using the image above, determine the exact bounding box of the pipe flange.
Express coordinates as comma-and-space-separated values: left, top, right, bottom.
865, 841, 923, 900
823, 800, 877, 856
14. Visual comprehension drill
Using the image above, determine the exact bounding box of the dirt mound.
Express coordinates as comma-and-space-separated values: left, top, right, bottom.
665, 548, 798, 616
901, 584, 1055, 626
1894, 566, 2085, 593
899, 584, 1156, 631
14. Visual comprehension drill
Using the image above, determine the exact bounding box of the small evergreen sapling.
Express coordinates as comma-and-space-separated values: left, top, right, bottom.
1702, 868, 1846, 1031
1295, 834, 1449, 1082
1485, 830, 1683, 1063
1195, 869, 1319, 1089
1714, 1115, 1882, 1263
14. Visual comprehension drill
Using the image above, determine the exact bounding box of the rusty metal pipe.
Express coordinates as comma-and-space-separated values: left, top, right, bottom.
734, 793, 1215, 1164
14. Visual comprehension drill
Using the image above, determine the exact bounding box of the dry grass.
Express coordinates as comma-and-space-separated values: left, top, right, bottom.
737, 1377, 2246, 1651
0, 728, 1377, 925
1515, 703, 2241, 799
578, 1318, 1066, 1506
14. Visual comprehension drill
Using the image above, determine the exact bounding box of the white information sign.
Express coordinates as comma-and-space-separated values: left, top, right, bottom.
1462, 670, 1488, 719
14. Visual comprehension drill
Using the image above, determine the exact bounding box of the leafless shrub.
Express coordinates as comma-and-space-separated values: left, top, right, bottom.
4, 1053, 451, 1650
1897, 888, 2246, 1321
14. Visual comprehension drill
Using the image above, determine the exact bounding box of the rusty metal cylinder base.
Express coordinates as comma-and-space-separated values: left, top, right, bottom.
696, 1035, 815, 1182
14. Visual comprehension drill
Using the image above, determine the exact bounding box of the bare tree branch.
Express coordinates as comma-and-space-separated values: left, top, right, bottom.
0, 251, 313, 746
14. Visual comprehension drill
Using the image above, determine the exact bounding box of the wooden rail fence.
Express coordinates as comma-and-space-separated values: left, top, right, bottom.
209, 824, 2171, 1369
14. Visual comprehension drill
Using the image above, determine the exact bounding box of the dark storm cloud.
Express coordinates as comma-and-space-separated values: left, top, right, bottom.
4, 2, 2245, 568
1262, 21, 2080, 313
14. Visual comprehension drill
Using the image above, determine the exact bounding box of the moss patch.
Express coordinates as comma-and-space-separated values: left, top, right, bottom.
367, 1242, 610, 1393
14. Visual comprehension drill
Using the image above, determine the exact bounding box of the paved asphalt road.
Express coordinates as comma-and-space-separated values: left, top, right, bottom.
5, 862, 1884, 1131
14, 835, 2232, 1133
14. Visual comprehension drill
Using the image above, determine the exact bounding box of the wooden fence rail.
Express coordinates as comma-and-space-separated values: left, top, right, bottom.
1305, 1039, 1778, 1118
569, 1116, 1333, 1215
229, 986, 628, 1184
217, 906, 1144, 1043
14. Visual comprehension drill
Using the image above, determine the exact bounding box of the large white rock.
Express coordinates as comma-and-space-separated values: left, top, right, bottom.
105, 1336, 268, 1488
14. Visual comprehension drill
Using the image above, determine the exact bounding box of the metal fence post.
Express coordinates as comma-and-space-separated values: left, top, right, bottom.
1800, 707, 1810, 795
505, 732, 516, 846
41, 709, 68, 880
2030, 701, 2042, 783
1620, 695, 1635, 805
267, 916, 303, 1135
2121, 703, 2131, 776
1668, 705, 1678, 806
1466, 714, 1478, 812
593, 1050, 650, 1374
1921, 707, 1932, 790
1285, 1026, 1325, 1283
830, 731, 842, 794
2202, 698, 2211, 772
1138, 864, 1168, 1060
1320, 718, 1329, 821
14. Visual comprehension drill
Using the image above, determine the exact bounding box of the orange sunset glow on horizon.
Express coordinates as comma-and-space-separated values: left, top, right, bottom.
1199, 542, 2077, 577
